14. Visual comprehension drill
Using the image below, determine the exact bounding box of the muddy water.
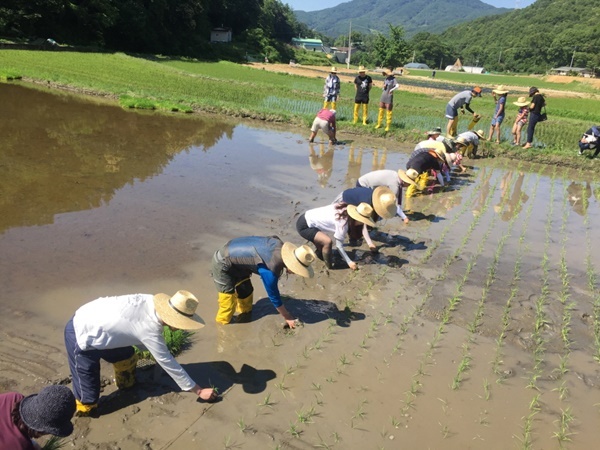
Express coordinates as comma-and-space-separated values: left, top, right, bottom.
1, 83, 600, 450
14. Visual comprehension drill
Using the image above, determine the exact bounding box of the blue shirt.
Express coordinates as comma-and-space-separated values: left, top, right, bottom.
257, 264, 282, 308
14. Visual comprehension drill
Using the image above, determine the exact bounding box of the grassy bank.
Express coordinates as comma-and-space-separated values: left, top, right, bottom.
1, 50, 598, 169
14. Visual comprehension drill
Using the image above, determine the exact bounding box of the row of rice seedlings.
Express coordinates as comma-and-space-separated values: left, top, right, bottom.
516, 167, 558, 449
491, 174, 541, 379
391, 174, 501, 429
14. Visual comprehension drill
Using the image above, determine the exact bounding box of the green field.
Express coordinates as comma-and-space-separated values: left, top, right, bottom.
1, 50, 599, 167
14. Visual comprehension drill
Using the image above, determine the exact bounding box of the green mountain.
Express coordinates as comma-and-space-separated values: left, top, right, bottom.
294, 0, 510, 38
441, 0, 600, 72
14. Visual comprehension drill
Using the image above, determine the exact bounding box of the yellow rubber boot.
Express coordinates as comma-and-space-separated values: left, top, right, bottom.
362, 104, 369, 125
331, 101, 337, 110
113, 353, 138, 389
75, 399, 98, 416
323, 100, 330, 109
449, 119, 458, 137
417, 172, 429, 191
216, 292, 237, 324
236, 293, 253, 314
352, 104, 360, 124
385, 110, 393, 132
374, 108, 385, 129
406, 184, 417, 199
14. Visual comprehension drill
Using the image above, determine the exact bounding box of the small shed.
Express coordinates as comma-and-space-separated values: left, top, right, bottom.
210, 28, 232, 43
291, 38, 324, 52
462, 66, 486, 74
550, 66, 592, 77
405, 62, 430, 70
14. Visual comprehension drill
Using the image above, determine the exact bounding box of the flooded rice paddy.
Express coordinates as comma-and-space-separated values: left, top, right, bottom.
1, 83, 600, 449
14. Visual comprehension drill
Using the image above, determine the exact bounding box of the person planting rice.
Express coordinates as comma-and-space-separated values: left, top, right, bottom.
445, 86, 482, 137
454, 129, 486, 158
404, 144, 450, 198
212, 236, 315, 328
356, 169, 416, 223
64, 290, 218, 416
309, 108, 337, 145
578, 125, 600, 158
296, 202, 376, 271
0, 385, 75, 450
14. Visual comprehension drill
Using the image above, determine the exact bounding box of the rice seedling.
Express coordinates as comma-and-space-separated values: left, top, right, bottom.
42, 437, 65, 450
237, 417, 248, 433
258, 393, 275, 409
134, 327, 193, 360
287, 422, 302, 438
552, 408, 575, 446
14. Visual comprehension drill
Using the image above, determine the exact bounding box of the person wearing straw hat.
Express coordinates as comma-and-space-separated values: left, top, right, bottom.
511, 96, 530, 146
323, 67, 341, 110
405, 145, 448, 198
487, 86, 509, 143
353, 66, 373, 125
296, 202, 376, 271
309, 108, 337, 145
64, 290, 217, 416
0, 385, 75, 450
212, 236, 315, 328
445, 86, 482, 137
374, 67, 399, 131
455, 129, 485, 158
357, 169, 415, 223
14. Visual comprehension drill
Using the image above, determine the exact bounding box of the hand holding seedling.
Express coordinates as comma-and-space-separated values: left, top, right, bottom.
348, 261, 358, 271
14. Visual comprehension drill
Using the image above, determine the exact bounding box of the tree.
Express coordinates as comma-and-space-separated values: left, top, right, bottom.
409, 32, 453, 70
371, 24, 410, 69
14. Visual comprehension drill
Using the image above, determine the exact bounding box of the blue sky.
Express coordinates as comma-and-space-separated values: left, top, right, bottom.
285, 0, 537, 12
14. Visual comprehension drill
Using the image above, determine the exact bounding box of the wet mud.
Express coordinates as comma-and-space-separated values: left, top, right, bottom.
1, 83, 600, 449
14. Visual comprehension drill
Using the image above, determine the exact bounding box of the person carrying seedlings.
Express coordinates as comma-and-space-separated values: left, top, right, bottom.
64, 290, 218, 416
0, 385, 75, 450
353, 66, 373, 125
323, 67, 341, 110
523, 86, 546, 149
445, 86, 482, 137
212, 236, 316, 328
357, 169, 417, 223
578, 125, 600, 158
374, 67, 399, 132
455, 129, 486, 158
309, 108, 337, 144
296, 202, 376, 271
511, 96, 530, 146
488, 85, 509, 143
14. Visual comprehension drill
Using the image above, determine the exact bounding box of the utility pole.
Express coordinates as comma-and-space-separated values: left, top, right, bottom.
347, 20, 352, 70
498, 49, 502, 64
570, 47, 576, 68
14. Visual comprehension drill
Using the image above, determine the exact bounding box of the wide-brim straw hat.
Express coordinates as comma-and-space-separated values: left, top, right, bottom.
492, 85, 509, 95
282, 242, 315, 278
154, 290, 205, 330
428, 141, 452, 166
426, 127, 442, 136
358, 65, 367, 73
398, 169, 417, 187
475, 129, 486, 139
406, 168, 420, 182
513, 96, 529, 107
347, 203, 376, 227
330, 67, 338, 73
382, 67, 394, 75
454, 136, 468, 146
372, 186, 397, 219
20, 385, 75, 437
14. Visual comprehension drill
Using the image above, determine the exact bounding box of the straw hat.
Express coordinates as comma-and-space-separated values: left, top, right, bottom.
20, 386, 75, 437
154, 290, 205, 330
474, 129, 485, 139
513, 96, 529, 107
372, 186, 397, 219
358, 65, 367, 73
398, 169, 417, 187
406, 168, 420, 181
426, 127, 442, 136
454, 136, 468, 146
347, 202, 376, 227
492, 85, 509, 95
382, 67, 394, 75
330, 67, 338, 73
281, 242, 315, 278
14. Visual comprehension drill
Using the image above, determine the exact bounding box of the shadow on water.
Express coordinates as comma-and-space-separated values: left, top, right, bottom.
0, 83, 234, 233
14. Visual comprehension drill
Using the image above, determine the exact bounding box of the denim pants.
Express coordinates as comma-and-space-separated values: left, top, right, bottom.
526, 112, 541, 144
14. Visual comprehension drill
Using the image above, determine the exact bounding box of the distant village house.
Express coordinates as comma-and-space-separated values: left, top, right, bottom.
291, 38, 324, 52
550, 66, 594, 77
210, 27, 232, 43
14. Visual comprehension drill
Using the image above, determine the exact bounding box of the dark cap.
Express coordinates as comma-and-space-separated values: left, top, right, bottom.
528, 86, 539, 97
20, 385, 76, 437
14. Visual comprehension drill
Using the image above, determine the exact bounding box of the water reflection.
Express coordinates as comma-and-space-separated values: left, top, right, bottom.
567, 181, 592, 216
308, 144, 334, 188
0, 83, 234, 233
494, 171, 529, 221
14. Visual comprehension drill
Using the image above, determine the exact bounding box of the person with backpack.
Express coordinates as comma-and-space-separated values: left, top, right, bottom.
523, 86, 545, 149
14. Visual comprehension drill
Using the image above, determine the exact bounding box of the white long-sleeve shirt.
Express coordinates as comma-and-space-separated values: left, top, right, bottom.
73, 294, 196, 391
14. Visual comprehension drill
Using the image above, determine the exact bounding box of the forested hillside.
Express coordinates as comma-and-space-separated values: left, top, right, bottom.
294, 0, 508, 38
0, 0, 311, 60
442, 0, 600, 72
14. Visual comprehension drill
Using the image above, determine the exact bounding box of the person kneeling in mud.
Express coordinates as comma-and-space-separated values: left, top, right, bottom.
64, 290, 218, 416
296, 202, 376, 271
212, 236, 315, 328
579, 125, 600, 158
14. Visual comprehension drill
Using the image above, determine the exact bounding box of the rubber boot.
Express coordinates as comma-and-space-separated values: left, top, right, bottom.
216, 292, 237, 324
362, 104, 369, 125
331, 101, 337, 110
385, 110, 393, 132
323, 100, 330, 109
449, 119, 458, 137
353, 103, 360, 124
75, 399, 98, 417
374, 108, 385, 129
236, 293, 253, 314
113, 353, 138, 389
406, 183, 417, 199
416, 173, 429, 191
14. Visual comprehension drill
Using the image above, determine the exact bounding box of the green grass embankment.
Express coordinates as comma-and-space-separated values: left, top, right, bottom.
1, 50, 599, 169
